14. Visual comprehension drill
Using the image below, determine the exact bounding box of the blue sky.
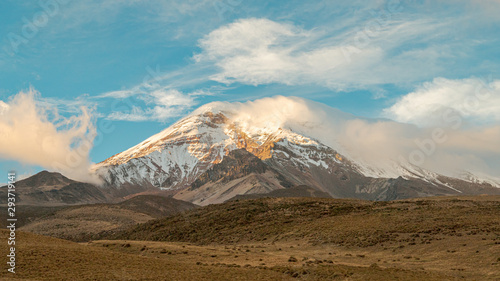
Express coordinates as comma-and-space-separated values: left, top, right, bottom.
1, 0, 500, 179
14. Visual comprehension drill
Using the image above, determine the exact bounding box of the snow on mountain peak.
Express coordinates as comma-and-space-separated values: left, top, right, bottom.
94, 96, 499, 189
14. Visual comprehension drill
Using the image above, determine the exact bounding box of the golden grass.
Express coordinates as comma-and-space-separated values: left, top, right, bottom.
2, 195, 499, 280
0, 230, 458, 280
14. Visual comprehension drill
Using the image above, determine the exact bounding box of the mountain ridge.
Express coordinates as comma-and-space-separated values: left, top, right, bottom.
0, 171, 109, 205
91, 96, 500, 203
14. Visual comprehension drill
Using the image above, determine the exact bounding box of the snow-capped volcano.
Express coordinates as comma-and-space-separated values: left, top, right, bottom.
94, 96, 500, 201
94, 96, 359, 188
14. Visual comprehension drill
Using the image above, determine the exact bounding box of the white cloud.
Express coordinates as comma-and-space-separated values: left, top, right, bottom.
194, 17, 459, 91
384, 77, 500, 127
104, 88, 197, 122
194, 18, 306, 85
337, 118, 500, 179
0, 89, 100, 184
0, 100, 8, 115
95, 63, 218, 123
107, 106, 149, 122
99, 90, 133, 99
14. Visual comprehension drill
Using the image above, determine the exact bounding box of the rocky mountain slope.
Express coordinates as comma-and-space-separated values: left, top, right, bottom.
0, 171, 109, 205
174, 149, 294, 205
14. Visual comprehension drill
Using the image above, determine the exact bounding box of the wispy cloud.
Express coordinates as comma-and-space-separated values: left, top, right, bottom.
104, 88, 198, 122
93, 63, 221, 122
193, 15, 467, 91
384, 77, 500, 127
